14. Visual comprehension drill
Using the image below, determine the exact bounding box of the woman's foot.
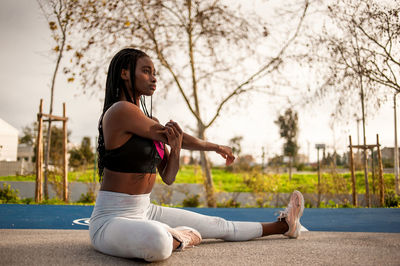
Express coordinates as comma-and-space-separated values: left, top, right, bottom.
277, 190, 304, 238
169, 226, 202, 250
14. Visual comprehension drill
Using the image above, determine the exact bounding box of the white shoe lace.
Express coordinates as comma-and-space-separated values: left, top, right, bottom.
276, 202, 292, 221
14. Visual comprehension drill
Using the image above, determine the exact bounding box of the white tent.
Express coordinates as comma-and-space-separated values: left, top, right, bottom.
0, 117, 19, 161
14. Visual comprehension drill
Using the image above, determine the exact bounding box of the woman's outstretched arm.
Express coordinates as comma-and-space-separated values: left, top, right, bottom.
105, 103, 234, 166
165, 121, 235, 166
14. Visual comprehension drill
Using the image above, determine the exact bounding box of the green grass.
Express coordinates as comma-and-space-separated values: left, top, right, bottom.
0, 175, 36, 182
68, 169, 98, 183
0, 165, 396, 195
164, 165, 396, 194
0, 169, 97, 183
158, 165, 250, 192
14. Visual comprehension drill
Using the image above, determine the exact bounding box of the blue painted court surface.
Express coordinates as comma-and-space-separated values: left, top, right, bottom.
1, 204, 399, 233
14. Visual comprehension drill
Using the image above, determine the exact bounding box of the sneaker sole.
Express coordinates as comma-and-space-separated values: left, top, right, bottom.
288, 190, 305, 239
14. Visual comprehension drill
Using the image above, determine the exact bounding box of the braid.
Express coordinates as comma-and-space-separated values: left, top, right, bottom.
97, 48, 149, 182
97, 115, 106, 181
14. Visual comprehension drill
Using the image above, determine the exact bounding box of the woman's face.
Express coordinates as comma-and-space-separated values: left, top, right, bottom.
134, 56, 157, 96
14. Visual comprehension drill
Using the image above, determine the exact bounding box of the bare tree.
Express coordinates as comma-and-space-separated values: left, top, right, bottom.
351, 1, 400, 196
301, 0, 400, 202
352, 2, 400, 92
37, 0, 74, 198
68, 0, 310, 206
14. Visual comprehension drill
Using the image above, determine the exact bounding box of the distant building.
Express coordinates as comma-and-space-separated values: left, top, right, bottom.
381, 147, 400, 161
237, 154, 256, 166
296, 154, 308, 164
0, 118, 18, 161
17, 143, 35, 163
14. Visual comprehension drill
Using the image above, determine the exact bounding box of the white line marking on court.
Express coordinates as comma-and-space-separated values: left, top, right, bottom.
73, 218, 90, 226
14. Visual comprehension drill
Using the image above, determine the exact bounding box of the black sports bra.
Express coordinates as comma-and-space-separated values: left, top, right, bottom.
103, 134, 164, 173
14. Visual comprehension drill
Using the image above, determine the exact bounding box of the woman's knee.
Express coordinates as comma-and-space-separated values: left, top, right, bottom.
94, 219, 173, 261
141, 224, 173, 262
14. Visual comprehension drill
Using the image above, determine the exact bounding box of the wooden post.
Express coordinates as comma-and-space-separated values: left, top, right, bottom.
35, 99, 43, 203
394, 92, 399, 196
317, 148, 321, 207
376, 134, 384, 207
62, 103, 68, 202
370, 147, 376, 197
349, 136, 357, 207
363, 136, 370, 207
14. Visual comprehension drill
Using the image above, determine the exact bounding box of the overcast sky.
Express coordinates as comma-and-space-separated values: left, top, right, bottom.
0, 0, 396, 165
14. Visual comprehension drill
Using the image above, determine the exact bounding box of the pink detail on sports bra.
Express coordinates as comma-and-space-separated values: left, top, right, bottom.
153, 140, 164, 159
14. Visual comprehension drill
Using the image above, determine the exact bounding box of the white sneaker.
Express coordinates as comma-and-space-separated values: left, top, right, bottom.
277, 190, 305, 239
169, 226, 202, 250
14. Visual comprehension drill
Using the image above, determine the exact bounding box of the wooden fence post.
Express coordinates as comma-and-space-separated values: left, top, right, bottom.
35, 99, 43, 203
62, 103, 68, 202
35, 100, 69, 203
349, 136, 357, 207
376, 134, 384, 207
363, 136, 371, 207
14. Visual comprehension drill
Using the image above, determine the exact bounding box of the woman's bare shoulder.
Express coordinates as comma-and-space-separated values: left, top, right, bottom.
110, 101, 140, 112
104, 101, 141, 119
102, 101, 160, 138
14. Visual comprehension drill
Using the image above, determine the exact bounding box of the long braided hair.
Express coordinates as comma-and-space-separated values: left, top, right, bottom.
97, 48, 152, 181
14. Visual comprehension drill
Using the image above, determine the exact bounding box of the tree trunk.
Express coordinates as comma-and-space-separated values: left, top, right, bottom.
317, 148, 321, 207
43, 121, 52, 199
360, 75, 370, 207
35, 99, 44, 203
394, 92, 399, 196
288, 156, 293, 181
198, 124, 216, 207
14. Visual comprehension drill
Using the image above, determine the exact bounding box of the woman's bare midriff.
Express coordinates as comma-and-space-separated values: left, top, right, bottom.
100, 168, 156, 195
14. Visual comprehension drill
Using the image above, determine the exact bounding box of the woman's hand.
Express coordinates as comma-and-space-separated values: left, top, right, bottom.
164, 120, 183, 151
216, 145, 235, 166
158, 120, 183, 186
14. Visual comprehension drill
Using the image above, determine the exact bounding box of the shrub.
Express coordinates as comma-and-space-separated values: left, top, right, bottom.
182, 194, 200, 207
242, 170, 279, 207
295, 163, 306, 171
385, 191, 400, 208
304, 200, 314, 208
217, 199, 241, 208
77, 182, 97, 204
255, 198, 272, 208
21, 198, 34, 204
0, 183, 20, 203
320, 200, 338, 208
340, 200, 354, 208
48, 170, 64, 199
77, 191, 96, 204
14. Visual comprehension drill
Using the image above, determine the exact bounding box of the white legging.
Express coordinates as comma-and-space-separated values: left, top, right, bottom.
89, 191, 263, 262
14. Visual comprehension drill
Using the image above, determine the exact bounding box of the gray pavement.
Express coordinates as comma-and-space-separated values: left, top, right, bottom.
1, 229, 399, 265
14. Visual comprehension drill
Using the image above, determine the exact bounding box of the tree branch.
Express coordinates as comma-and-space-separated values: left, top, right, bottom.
205, 0, 309, 128
355, 19, 400, 67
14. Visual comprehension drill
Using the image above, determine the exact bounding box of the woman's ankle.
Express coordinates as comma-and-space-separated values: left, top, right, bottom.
261, 220, 289, 236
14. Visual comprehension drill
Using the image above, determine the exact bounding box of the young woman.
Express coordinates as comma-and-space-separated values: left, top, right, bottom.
89, 48, 305, 262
